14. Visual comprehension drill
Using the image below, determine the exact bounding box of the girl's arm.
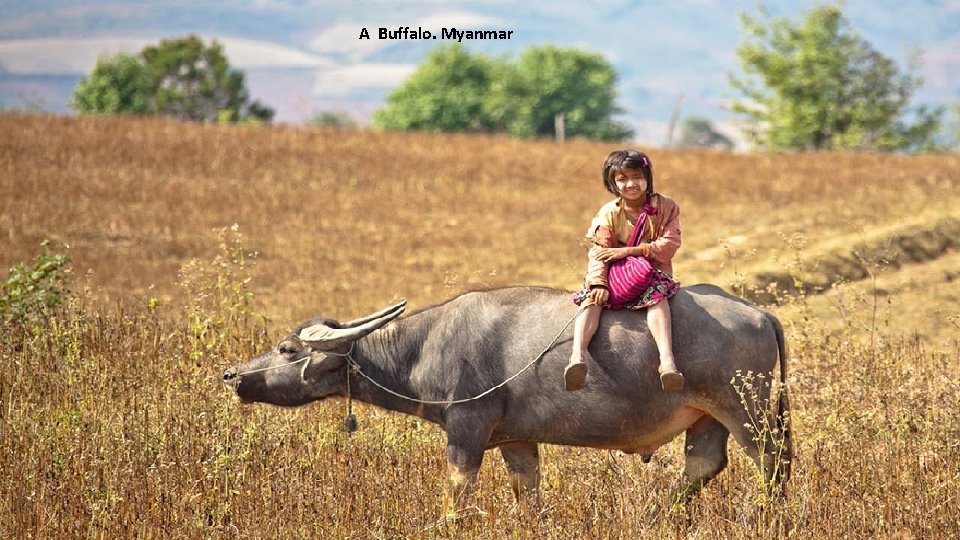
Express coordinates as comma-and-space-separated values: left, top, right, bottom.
635, 201, 680, 263
584, 225, 618, 288
594, 204, 681, 263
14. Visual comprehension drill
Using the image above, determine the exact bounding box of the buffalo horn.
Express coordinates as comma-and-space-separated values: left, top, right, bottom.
299, 300, 407, 349
343, 300, 407, 328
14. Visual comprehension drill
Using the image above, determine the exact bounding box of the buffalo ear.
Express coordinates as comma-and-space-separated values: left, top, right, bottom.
300, 353, 346, 381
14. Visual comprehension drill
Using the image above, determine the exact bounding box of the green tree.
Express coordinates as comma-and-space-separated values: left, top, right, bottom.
141, 35, 273, 123
374, 44, 632, 141
676, 116, 734, 150
69, 35, 274, 123
373, 44, 501, 133
509, 45, 632, 140
69, 52, 152, 115
730, 4, 942, 152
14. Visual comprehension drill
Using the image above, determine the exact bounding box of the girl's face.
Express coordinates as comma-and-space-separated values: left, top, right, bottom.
613, 169, 647, 201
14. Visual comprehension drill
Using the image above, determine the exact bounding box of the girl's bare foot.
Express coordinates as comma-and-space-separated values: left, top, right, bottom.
658, 360, 684, 392
564, 359, 587, 391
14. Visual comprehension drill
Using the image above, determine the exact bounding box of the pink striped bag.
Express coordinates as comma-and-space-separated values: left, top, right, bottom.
606, 210, 655, 309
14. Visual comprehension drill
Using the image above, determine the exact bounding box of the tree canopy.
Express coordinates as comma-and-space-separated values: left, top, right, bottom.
70, 35, 274, 123
510, 46, 632, 140
730, 4, 942, 152
373, 44, 633, 141
69, 52, 152, 115
372, 45, 502, 133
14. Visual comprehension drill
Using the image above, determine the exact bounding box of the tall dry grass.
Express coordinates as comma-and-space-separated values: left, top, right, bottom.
1, 112, 958, 538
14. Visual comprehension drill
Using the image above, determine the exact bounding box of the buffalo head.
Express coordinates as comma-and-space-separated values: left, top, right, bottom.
222, 300, 406, 406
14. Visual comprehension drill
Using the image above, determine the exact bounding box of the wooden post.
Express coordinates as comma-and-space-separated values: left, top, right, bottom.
554, 112, 565, 143
665, 94, 684, 147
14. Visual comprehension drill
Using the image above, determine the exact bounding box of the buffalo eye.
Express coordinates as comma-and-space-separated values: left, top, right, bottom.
278, 341, 299, 355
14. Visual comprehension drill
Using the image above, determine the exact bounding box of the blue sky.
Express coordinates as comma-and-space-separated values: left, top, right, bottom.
1, 0, 958, 145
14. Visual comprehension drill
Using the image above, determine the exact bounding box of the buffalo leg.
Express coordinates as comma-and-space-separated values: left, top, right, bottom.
444, 443, 482, 513
443, 416, 494, 514
500, 442, 541, 502
716, 404, 787, 497
672, 416, 730, 504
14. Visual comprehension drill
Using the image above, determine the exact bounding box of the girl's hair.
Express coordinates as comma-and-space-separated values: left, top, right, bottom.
601, 149, 654, 196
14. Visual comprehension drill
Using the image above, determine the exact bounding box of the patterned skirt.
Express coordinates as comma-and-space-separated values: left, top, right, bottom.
572, 269, 680, 310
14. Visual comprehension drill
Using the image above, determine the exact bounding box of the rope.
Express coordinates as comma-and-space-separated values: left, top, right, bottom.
345, 305, 586, 406
233, 343, 355, 378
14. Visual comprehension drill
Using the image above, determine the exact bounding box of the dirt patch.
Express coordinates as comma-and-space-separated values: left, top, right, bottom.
745, 216, 960, 303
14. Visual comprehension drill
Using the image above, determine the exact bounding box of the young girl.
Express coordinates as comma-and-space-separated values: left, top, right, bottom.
565, 149, 684, 392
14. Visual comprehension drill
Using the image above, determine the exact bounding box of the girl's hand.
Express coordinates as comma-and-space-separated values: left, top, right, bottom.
587, 286, 609, 307
595, 247, 630, 263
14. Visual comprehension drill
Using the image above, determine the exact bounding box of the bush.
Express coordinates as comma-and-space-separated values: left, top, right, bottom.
0, 240, 71, 328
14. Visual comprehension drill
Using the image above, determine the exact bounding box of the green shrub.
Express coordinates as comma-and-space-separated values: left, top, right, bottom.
0, 240, 71, 328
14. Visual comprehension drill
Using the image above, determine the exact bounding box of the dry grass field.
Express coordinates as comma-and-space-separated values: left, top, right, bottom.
1, 112, 958, 538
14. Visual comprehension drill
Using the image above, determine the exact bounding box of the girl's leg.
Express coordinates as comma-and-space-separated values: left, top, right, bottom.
565, 304, 601, 391
647, 300, 684, 391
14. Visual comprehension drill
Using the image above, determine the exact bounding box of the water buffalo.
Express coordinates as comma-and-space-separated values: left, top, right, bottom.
223, 284, 791, 509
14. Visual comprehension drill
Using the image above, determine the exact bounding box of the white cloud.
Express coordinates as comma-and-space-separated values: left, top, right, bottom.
413, 11, 502, 30
309, 24, 392, 58
309, 11, 503, 61
311, 64, 416, 97
250, 0, 291, 8
216, 37, 333, 69
0, 36, 329, 75
0, 4, 151, 36
0, 38, 150, 74
305, 11, 505, 99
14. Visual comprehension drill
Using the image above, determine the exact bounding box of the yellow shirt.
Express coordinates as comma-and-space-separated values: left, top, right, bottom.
584, 193, 682, 276
587, 198, 651, 246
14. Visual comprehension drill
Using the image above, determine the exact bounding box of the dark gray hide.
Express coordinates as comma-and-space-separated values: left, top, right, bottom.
224, 284, 791, 504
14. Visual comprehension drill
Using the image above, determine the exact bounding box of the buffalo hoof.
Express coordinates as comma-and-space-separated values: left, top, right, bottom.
564, 361, 587, 391
659, 371, 685, 392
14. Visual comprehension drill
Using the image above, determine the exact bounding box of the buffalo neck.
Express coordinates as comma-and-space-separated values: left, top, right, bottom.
347, 311, 446, 425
